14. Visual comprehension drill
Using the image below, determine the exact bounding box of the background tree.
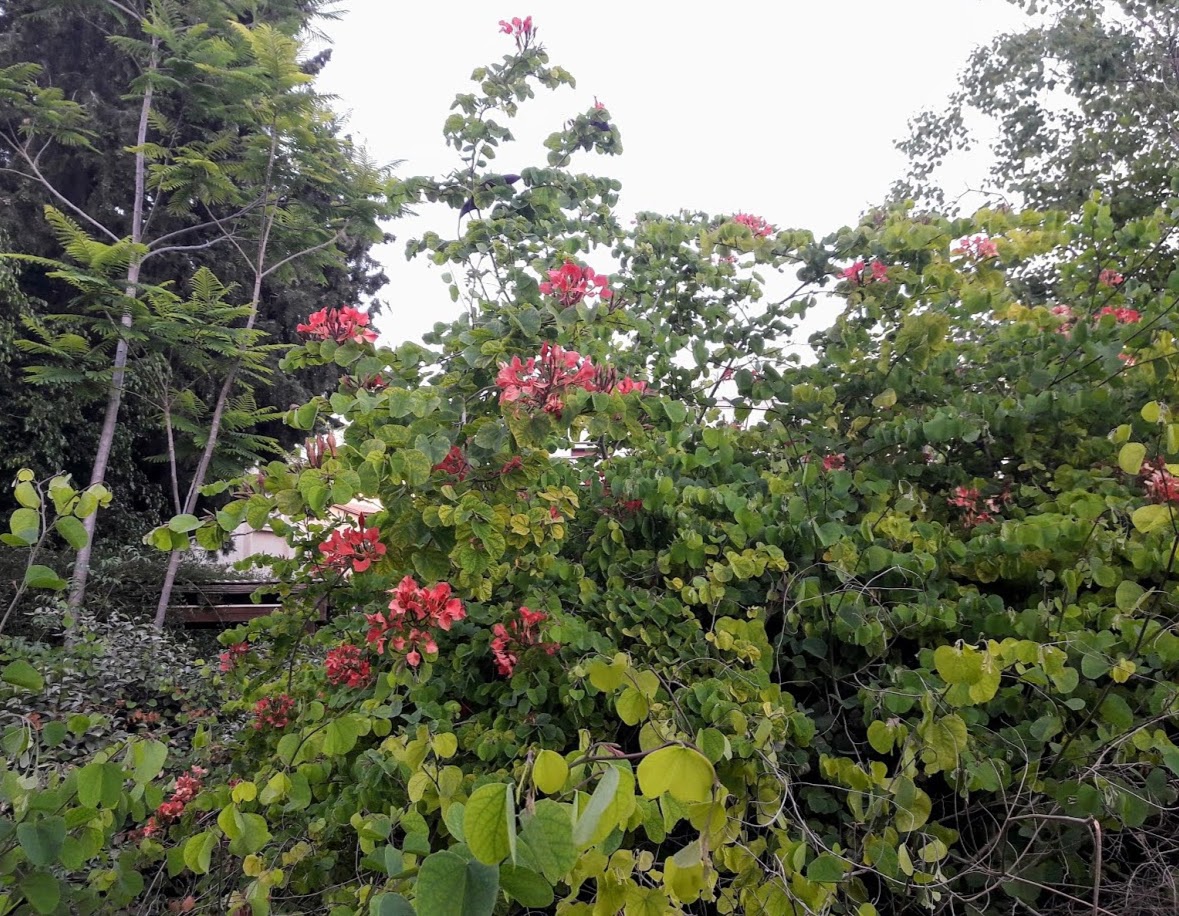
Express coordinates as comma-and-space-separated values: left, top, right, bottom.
0, 0, 393, 608
895, 0, 1179, 223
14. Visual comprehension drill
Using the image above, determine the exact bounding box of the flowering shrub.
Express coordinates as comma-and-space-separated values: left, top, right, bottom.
489, 606, 558, 676
952, 233, 1000, 259
364, 575, 466, 667
295, 305, 378, 344
497, 14, 534, 49
218, 640, 249, 672
1098, 304, 1141, 323
495, 341, 598, 414
839, 258, 888, 283
538, 260, 613, 307
732, 211, 774, 237
251, 693, 295, 729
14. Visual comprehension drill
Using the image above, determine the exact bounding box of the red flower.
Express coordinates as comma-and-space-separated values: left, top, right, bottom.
434, 446, 471, 481
1099, 268, 1124, 287
732, 212, 774, 238
149, 765, 207, 832
947, 485, 1009, 529
296, 306, 378, 345
495, 342, 598, 415
325, 644, 371, 688
318, 525, 386, 574
840, 259, 888, 284
490, 606, 559, 676
1098, 306, 1140, 324
218, 641, 249, 673
365, 576, 467, 666
593, 96, 605, 110
253, 694, 296, 730
821, 453, 846, 472
539, 261, 613, 308
500, 456, 523, 475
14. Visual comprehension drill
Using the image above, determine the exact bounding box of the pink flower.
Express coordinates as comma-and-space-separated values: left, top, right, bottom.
1118, 352, 1137, 367
1142, 458, 1179, 505
433, 446, 470, 481
947, 484, 1009, 529
495, 342, 598, 415
953, 236, 999, 261
218, 641, 249, 673
539, 261, 613, 308
325, 644, 371, 688
500, 456, 523, 475
593, 97, 605, 110
1099, 269, 1124, 288
732, 213, 774, 239
490, 606, 559, 677
498, 15, 535, 48
318, 525, 386, 574
612, 377, 647, 395
821, 453, 846, 472
1098, 306, 1140, 324
840, 259, 888, 285
305, 433, 338, 469
365, 576, 467, 666
297, 307, 378, 345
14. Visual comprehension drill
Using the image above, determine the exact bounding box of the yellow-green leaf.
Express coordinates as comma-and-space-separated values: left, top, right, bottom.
532, 750, 568, 795
637, 746, 715, 804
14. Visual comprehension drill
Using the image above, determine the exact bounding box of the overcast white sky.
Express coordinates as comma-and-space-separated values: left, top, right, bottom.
315, 1, 1031, 346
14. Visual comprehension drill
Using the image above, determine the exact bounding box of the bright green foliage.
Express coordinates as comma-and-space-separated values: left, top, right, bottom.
5, 23, 1179, 916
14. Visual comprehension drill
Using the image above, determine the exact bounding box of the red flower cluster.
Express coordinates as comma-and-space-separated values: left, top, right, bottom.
219, 641, 249, 673
142, 766, 207, 838
947, 486, 1008, 529
1098, 305, 1140, 324
496, 342, 598, 415
490, 606, 558, 677
593, 97, 606, 110
500, 456, 523, 475
733, 212, 774, 238
1142, 457, 1179, 505
296, 306, 378, 345
840, 259, 888, 284
614, 376, 647, 395
498, 15, 534, 48
953, 235, 999, 260
365, 576, 466, 667
318, 524, 386, 574
1099, 269, 1124, 288
539, 261, 614, 308
434, 445, 471, 481
821, 453, 846, 472
325, 644, 371, 688
253, 694, 296, 730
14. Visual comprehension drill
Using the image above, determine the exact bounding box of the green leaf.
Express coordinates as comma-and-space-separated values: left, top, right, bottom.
323, 716, 361, 756
370, 894, 415, 916
532, 749, 568, 795
806, 853, 847, 883
1118, 442, 1146, 475
1141, 401, 1163, 423
54, 515, 88, 549
10, 506, 39, 543
14, 481, 40, 509
892, 776, 931, 832
17, 817, 66, 866
23, 564, 67, 590
571, 764, 619, 848
1132, 504, 1173, 534
636, 746, 715, 804
129, 739, 168, 785
516, 800, 576, 884
19, 872, 61, 915
76, 762, 124, 808
465, 782, 515, 865
616, 687, 648, 725
183, 830, 217, 874
168, 513, 202, 533
871, 388, 897, 409
2, 659, 44, 692
499, 863, 554, 907
1115, 580, 1146, 612
416, 850, 500, 916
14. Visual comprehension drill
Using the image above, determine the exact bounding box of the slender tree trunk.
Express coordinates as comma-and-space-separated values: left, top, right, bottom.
68, 42, 157, 611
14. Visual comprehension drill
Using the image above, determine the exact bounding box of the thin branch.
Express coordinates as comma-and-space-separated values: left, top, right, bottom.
141, 235, 234, 263
260, 231, 342, 279
147, 197, 266, 248
0, 158, 120, 242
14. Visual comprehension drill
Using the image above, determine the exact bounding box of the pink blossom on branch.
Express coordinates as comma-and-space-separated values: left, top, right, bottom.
218, 641, 249, 673
498, 15, 535, 49
952, 235, 1000, 260
296, 306, 378, 345
491, 606, 559, 677
539, 261, 614, 308
318, 524, 386, 574
821, 453, 846, 472
325, 644, 371, 688
433, 445, 471, 481
1099, 268, 1124, 288
1142, 457, 1179, 505
365, 576, 467, 667
732, 212, 775, 239
253, 694, 296, 730
1097, 305, 1140, 324
840, 259, 888, 285
496, 342, 598, 415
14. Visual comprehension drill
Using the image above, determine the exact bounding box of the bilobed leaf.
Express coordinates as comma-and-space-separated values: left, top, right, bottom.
23, 564, 67, 590
17, 817, 66, 866
19, 872, 61, 915
168, 513, 202, 533
499, 863, 554, 907
516, 800, 576, 883
415, 850, 499, 916
1132, 504, 1172, 534
1118, 442, 1146, 475
54, 515, 88, 548
532, 749, 569, 795
636, 746, 715, 804
10, 506, 39, 543
76, 762, 125, 808
183, 830, 217, 874
892, 776, 931, 832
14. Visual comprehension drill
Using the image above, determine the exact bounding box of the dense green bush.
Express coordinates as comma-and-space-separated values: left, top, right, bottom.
3, 20, 1179, 916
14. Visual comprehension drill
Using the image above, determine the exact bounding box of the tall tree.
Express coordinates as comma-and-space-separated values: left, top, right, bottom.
0, 0, 392, 607
895, 0, 1179, 222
